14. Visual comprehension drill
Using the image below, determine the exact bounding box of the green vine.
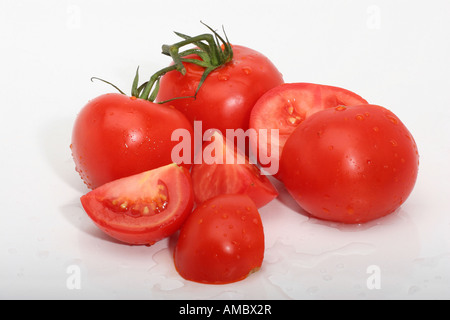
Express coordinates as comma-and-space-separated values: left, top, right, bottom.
91, 22, 233, 103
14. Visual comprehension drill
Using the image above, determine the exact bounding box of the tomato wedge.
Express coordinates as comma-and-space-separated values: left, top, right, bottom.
190, 130, 278, 208
249, 83, 368, 174
174, 194, 265, 284
80, 163, 194, 245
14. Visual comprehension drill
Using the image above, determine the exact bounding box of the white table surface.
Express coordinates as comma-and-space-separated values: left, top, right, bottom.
1, 0, 449, 300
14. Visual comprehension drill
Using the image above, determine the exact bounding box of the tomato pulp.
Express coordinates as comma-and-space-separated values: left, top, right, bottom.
80, 163, 194, 245
249, 83, 368, 175
191, 130, 278, 208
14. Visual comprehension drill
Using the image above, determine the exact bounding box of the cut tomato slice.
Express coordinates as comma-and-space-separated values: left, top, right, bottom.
191, 130, 278, 208
174, 194, 265, 284
80, 163, 194, 245
249, 83, 368, 175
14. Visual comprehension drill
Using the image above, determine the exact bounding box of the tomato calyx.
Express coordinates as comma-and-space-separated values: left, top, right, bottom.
159, 21, 233, 98
90, 65, 179, 102
90, 22, 233, 104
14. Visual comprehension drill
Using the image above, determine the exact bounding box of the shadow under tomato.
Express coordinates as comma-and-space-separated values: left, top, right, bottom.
38, 117, 88, 194
268, 175, 312, 219
59, 198, 126, 245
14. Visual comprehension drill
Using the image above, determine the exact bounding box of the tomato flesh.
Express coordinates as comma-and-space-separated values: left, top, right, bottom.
191, 130, 278, 208
279, 105, 419, 224
80, 163, 194, 245
249, 83, 368, 174
174, 194, 265, 284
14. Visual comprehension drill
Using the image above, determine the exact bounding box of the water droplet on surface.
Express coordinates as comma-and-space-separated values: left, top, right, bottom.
322, 274, 333, 281
37, 250, 49, 259
306, 286, 319, 295
408, 285, 421, 295
355, 114, 364, 121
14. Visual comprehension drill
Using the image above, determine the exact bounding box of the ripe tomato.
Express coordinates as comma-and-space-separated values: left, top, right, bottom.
249, 83, 368, 173
174, 194, 264, 284
191, 130, 278, 208
80, 163, 194, 245
71, 93, 194, 189
156, 45, 284, 134
279, 105, 419, 224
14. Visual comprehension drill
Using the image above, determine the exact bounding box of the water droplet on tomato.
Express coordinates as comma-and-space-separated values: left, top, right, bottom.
218, 74, 229, 81
386, 114, 398, 125
390, 139, 398, 147
346, 206, 354, 215
355, 114, 364, 121
373, 126, 380, 132
242, 66, 252, 75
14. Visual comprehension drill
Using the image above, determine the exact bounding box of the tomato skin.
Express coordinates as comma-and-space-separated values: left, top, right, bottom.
156, 45, 284, 134
279, 105, 419, 224
80, 163, 194, 245
174, 194, 265, 284
71, 93, 194, 189
249, 83, 368, 175
191, 131, 278, 208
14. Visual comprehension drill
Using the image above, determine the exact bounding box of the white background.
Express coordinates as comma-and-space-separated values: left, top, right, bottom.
1, 0, 449, 300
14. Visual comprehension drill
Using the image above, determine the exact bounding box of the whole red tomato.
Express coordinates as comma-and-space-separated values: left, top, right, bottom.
249, 83, 368, 171
279, 104, 419, 224
71, 93, 194, 189
156, 45, 284, 134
